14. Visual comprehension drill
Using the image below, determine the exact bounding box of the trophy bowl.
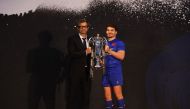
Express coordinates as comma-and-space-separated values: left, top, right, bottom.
89, 34, 108, 68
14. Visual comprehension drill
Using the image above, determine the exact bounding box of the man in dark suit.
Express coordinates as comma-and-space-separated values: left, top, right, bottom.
67, 19, 92, 109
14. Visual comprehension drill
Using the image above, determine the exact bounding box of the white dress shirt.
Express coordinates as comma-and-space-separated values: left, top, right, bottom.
79, 33, 89, 48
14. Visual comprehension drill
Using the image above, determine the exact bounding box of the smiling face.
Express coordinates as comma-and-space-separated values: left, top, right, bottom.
106, 26, 117, 39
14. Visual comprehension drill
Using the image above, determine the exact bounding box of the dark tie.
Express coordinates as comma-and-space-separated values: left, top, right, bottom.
82, 38, 87, 49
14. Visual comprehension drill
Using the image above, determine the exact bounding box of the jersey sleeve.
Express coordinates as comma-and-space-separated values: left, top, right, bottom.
117, 41, 125, 51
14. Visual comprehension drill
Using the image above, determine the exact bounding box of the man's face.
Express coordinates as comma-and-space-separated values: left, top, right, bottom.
78, 22, 89, 34
106, 26, 117, 38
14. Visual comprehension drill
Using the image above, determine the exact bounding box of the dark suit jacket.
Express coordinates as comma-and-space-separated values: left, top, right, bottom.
67, 34, 91, 78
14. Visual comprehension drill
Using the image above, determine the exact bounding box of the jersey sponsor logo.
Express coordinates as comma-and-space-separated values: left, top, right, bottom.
111, 42, 116, 46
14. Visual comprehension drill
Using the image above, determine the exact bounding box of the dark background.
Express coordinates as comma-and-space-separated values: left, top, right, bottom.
0, 0, 190, 109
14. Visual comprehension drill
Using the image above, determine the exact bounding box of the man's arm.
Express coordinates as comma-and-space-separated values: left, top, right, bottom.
67, 36, 86, 59
108, 50, 125, 61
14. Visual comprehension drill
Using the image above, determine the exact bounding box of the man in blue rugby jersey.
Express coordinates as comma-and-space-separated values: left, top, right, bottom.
102, 24, 126, 109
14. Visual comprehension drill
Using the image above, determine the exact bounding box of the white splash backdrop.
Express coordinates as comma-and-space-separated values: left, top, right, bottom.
0, 0, 188, 15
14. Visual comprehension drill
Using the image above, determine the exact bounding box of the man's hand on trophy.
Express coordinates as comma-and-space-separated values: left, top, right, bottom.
86, 47, 92, 55
105, 45, 110, 52
100, 59, 104, 65
105, 45, 112, 55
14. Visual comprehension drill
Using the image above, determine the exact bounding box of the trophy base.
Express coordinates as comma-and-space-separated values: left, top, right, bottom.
94, 65, 101, 68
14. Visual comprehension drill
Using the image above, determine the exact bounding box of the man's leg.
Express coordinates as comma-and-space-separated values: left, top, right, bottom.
104, 87, 113, 109
68, 77, 83, 109
113, 86, 125, 109
83, 77, 91, 109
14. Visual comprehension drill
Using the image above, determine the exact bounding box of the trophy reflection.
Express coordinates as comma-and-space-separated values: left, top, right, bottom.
88, 34, 108, 78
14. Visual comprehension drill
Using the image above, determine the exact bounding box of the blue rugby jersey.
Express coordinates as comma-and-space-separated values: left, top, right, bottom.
105, 38, 125, 67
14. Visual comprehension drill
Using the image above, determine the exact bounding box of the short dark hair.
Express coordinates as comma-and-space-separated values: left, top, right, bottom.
106, 23, 118, 31
77, 19, 89, 27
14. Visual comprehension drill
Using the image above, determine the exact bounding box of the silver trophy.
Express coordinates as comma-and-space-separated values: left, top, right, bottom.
88, 34, 108, 78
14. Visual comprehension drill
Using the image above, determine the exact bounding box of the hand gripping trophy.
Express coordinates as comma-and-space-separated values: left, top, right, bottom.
88, 34, 108, 78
